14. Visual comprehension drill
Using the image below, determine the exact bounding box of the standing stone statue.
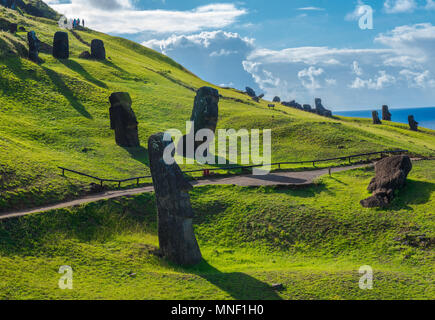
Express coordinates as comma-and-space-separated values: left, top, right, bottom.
190, 86, 219, 147
53, 31, 69, 59
91, 39, 106, 60
372, 111, 382, 124
273, 96, 281, 103
27, 31, 40, 63
382, 105, 392, 121
109, 92, 140, 147
315, 98, 333, 117
148, 132, 202, 266
408, 115, 419, 131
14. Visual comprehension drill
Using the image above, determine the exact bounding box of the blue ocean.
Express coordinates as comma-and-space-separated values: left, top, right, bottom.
335, 107, 435, 130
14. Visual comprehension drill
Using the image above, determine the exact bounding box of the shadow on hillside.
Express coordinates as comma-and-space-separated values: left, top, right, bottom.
272, 183, 333, 198
123, 146, 149, 166
388, 180, 435, 211
58, 59, 108, 89
187, 260, 283, 300
42, 67, 93, 119
102, 60, 129, 75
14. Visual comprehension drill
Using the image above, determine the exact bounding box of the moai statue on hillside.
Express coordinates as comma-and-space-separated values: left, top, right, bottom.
27, 31, 40, 63
148, 132, 203, 266
315, 98, 333, 117
372, 111, 382, 124
182, 86, 219, 155
91, 39, 106, 60
382, 105, 392, 121
408, 115, 419, 131
53, 31, 69, 59
109, 92, 140, 147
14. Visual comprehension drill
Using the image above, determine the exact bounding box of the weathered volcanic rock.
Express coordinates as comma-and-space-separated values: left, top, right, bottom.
273, 96, 281, 103
303, 104, 312, 112
408, 115, 419, 131
78, 51, 91, 59
53, 31, 69, 59
9, 22, 16, 33
91, 39, 105, 60
148, 132, 202, 266
315, 98, 333, 117
27, 31, 40, 63
361, 155, 412, 208
282, 100, 302, 109
382, 105, 392, 121
246, 87, 256, 97
109, 92, 140, 147
372, 111, 382, 125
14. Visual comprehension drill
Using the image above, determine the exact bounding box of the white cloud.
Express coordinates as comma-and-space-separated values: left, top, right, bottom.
352, 61, 363, 76
297, 7, 325, 11
400, 70, 435, 88
350, 71, 396, 90
48, 1, 247, 34
427, 0, 435, 9
384, 0, 417, 13
298, 67, 324, 90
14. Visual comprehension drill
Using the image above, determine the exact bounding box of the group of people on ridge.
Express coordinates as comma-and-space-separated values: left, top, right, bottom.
72, 18, 85, 28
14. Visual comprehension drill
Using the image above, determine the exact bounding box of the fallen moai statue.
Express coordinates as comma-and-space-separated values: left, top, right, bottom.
360, 155, 412, 208
148, 132, 203, 266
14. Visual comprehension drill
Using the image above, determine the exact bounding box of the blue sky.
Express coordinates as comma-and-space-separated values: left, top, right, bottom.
47, 0, 435, 110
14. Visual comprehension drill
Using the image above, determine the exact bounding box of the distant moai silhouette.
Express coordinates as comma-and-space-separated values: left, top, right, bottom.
408, 115, 419, 131
382, 105, 392, 121
372, 111, 382, 124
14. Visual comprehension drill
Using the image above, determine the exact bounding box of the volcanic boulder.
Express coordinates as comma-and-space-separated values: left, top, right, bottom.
246, 87, 256, 97
109, 92, 140, 147
27, 31, 40, 63
91, 39, 106, 60
360, 155, 412, 208
372, 111, 382, 124
53, 31, 69, 59
408, 115, 419, 131
382, 105, 392, 121
273, 96, 281, 103
148, 132, 202, 266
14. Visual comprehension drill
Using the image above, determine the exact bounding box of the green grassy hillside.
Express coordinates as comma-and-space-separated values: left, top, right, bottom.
0, 161, 433, 299
1, 7, 434, 211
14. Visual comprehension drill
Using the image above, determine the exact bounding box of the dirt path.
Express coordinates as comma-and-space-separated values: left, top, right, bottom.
0, 164, 370, 220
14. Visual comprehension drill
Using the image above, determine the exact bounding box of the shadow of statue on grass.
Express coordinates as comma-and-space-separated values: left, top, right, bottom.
42, 66, 92, 119
122, 146, 149, 166
183, 260, 283, 300
58, 59, 108, 89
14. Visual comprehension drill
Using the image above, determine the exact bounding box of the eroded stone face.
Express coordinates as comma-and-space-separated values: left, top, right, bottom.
191, 86, 219, 135
53, 31, 69, 59
408, 115, 419, 131
361, 155, 412, 208
148, 133, 202, 266
91, 39, 105, 60
372, 111, 382, 124
382, 105, 392, 121
27, 31, 40, 63
109, 92, 140, 147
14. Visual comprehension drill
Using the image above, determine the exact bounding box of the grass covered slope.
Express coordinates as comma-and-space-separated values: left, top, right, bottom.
0, 161, 433, 300
0, 5, 435, 213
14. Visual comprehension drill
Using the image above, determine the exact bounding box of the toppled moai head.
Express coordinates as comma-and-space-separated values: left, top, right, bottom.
190, 86, 219, 135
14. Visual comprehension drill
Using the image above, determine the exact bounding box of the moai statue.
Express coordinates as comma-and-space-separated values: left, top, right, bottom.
91, 39, 106, 60
188, 86, 219, 151
408, 115, 419, 131
53, 31, 69, 59
315, 98, 333, 117
109, 92, 140, 147
382, 105, 392, 121
372, 111, 382, 124
27, 31, 40, 63
148, 132, 203, 266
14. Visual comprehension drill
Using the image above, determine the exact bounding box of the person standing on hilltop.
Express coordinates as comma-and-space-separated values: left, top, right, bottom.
82, 19, 85, 27
77, 18, 80, 27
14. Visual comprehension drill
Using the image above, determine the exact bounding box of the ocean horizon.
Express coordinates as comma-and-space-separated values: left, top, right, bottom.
335, 107, 435, 130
